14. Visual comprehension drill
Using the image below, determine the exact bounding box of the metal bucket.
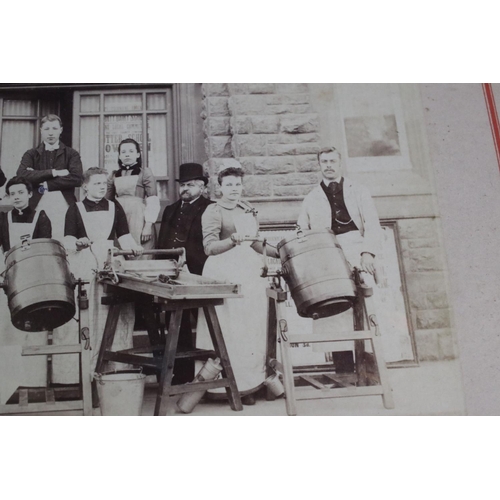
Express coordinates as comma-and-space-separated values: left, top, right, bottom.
3, 238, 76, 332
277, 230, 356, 319
95, 371, 146, 416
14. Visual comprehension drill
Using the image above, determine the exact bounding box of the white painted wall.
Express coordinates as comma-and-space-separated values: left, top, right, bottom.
421, 83, 500, 415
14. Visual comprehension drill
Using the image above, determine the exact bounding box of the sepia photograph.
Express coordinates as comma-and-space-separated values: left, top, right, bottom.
0, 82, 496, 418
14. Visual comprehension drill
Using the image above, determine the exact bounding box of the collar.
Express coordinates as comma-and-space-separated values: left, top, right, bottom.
120, 162, 138, 171
217, 199, 238, 209
13, 205, 32, 216
37, 141, 65, 154
182, 195, 201, 206
322, 176, 343, 187
44, 141, 60, 152
86, 195, 105, 203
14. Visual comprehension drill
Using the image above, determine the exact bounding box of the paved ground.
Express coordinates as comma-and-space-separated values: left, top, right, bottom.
137, 359, 466, 416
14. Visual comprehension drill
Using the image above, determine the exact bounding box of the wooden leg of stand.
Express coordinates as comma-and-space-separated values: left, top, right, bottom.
203, 305, 242, 411
353, 297, 368, 386
95, 304, 122, 374
275, 300, 297, 416
79, 305, 92, 417
363, 296, 395, 410
265, 297, 278, 401
154, 308, 182, 416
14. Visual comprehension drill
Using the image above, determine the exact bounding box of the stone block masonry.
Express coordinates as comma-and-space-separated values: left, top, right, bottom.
201, 83, 321, 198
398, 218, 455, 361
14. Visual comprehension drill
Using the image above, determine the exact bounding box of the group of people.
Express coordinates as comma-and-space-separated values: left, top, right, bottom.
0, 113, 384, 407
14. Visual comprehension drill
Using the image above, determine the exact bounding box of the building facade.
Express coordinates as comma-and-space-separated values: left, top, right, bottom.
0, 83, 459, 366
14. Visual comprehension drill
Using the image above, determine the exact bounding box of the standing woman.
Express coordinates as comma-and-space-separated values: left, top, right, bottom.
196, 166, 279, 404
106, 138, 160, 257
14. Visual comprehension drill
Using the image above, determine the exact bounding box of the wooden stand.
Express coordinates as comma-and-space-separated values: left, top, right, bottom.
0, 281, 93, 416
266, 273, 395, 416
95, 283, 243, 416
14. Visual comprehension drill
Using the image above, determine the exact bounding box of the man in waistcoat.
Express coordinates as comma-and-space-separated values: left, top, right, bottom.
156, 163, 214, 384
17, 114, 83, 241
298, 146, 384, 373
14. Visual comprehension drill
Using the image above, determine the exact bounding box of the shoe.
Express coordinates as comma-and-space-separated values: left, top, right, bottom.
241, 394, 256, 406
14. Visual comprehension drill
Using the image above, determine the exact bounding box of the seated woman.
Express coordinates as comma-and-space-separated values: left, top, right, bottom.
196, 166, 278, 405
106, 138, 160, 259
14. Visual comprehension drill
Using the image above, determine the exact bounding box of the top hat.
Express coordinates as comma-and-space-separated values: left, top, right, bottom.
176, 163, 208, 185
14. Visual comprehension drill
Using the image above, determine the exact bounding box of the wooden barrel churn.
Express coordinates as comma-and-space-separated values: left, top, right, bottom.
277, 229, 356, 319
2, 239, 76, 332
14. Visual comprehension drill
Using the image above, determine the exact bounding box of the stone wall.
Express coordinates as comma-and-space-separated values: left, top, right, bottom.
398, 218, 457, 361
201, 83, 321, 198
200, 83, 456, 363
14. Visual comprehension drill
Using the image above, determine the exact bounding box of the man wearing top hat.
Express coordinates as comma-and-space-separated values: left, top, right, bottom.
156, 163, 214, 384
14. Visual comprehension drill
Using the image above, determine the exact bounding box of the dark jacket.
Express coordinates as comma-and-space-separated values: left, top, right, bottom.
17, 142, 83, 209
0, 167, 6, 187
157, 196, 214, 275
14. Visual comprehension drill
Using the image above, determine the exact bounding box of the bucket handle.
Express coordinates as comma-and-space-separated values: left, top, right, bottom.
94, 367, 144, 385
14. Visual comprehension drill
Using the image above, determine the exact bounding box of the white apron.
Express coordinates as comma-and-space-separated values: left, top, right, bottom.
0, 209, 47, 391
36, 190, 68, 243
52, 201, 134, 383
114, 174, 154, 258
196, 212, 268, 393
311, 230, 401, 360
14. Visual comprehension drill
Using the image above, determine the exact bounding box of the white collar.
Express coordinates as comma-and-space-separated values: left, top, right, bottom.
44, 141, 60, 152
182, 195, 201, 206
323, 175, 343, 186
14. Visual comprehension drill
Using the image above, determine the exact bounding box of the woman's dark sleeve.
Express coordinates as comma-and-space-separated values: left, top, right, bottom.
64, 204, 87, 239
0, 167, 6, 187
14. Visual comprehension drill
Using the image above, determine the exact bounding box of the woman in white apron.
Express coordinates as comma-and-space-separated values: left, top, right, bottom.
106, 139, 160, 260
52, 168, 142, 383
196, 166, 279, 404
0, 177, 52, 392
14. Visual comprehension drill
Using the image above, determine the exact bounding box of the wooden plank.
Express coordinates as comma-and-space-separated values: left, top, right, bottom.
295, 385, 384, 401
104, 351, 163, 369
0, 400, 83, 415
45, 389, 56, 405
299, 375, 327, 390
104, 277, 240, 301
203, 305, 242, 411
95, 303, 122, 374
22, 344, 82, 356
168, 378, 230, 395
155, 298, 225, 309
275, 301, 297, 416
155, 309, 183, 416
323, 373, 351, 388
79, 304, 93, 417
288, 330, 373, 344
19, 389, 29, 406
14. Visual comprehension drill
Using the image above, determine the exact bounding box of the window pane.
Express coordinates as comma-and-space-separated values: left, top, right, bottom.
156, 181, 169, 202
146, 93, 166, 110
147, 114, 168, 177
81, 95, 100, 113
0, 120, 36, 181
104, 115, 143, 173
80, 116, 100, 171
104, 94, 142, 112
3, 100, 36, 116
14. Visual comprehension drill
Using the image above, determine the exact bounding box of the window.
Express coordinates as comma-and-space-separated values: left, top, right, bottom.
73, 89, 175, 202
0, 98, 59, 183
